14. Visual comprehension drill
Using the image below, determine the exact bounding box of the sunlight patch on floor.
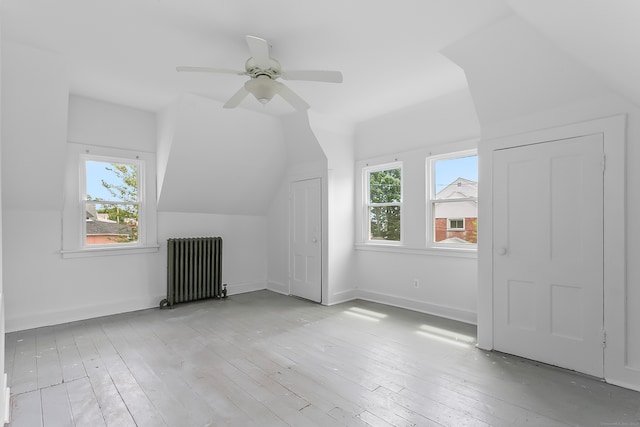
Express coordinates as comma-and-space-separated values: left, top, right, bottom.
343, 306, 388, 322
416, 324, 475, 348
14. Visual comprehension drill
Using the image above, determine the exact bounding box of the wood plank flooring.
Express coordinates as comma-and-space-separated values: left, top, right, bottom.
5, 290, 640, 426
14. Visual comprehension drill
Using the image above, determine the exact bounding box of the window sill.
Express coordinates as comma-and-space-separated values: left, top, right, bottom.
61, 244, 160, 259
355, 243, 477, 259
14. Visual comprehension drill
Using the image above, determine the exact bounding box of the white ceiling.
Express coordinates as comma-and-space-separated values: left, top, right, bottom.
0, 0, 511, 126
2, 1, 639, 128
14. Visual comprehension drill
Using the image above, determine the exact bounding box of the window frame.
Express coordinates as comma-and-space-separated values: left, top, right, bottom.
426, 149, 478, 251
80, 154, 144, 248
62, 143, 158, 258
363, 161, 403, 245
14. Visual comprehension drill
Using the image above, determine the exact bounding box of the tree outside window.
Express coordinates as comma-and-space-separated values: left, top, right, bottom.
366, 165, 402, 242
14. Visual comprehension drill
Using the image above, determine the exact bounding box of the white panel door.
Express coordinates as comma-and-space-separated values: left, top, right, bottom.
290, 178, 322, 303
493, 134, 604, 377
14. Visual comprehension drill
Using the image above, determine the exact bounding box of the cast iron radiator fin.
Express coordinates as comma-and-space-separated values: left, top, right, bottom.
160, 237, 227, 309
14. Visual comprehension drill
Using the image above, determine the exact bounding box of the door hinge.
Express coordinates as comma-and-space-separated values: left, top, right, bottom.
602, 330, 607, 349
601, 153, 606, 173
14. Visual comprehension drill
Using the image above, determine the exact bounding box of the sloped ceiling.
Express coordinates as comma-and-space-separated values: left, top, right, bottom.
3, 1, 640, 217
443, 15, 609, 127
157, 94, 286, 215
508, 0, 640, 108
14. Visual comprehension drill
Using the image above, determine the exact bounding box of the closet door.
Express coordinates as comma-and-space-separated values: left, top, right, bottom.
290, 178, 322, 303
493, 134, 604, 377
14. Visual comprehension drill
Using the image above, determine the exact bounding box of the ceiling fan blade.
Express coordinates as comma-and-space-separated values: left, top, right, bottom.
275, 81, 310, 111
245, 35, 271, 69
176, 66, 246, 75
281, 70, 343, 83
223, 87, 250, 108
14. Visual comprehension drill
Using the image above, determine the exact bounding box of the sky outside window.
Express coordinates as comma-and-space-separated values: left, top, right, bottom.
86, 160, 137, 201
435, 155, 478, 192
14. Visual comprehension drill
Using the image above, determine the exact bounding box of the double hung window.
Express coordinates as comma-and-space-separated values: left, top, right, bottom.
364, 163, 402, 243
82, 156, 142, 246
62, 143, 158, 258
427, 150, 478, 248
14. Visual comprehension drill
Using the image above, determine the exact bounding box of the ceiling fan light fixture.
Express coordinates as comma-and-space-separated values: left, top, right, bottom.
245, 75, 280, 104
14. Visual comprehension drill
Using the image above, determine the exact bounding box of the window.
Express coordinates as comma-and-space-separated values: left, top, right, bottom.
427, 150, 477, 248
364, 163, 402, 242
62, 143, 158, 258
82, 157, 141, 246
448, 218, 464, 230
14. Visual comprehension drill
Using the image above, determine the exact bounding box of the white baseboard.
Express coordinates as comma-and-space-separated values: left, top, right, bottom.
312, 287, 477, 325
326, 288, 359, 306
347, 289, 477, 325
225, 281, 266, 296
607, 377, 640, 394
266, 281, 289, 296
5, 296, 164, 333
6, 281, 271, 332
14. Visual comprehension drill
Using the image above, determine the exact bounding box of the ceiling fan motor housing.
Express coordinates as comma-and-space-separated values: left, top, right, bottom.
245, 57, 281, 80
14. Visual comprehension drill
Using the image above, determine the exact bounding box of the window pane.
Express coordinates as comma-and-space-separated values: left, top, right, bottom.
369, 206, 401, 241
369, 168, 401, 203
433, 202, 476, 244
434, 155, 477, 200
86, 161, 138, 202
86, 202, 138, 245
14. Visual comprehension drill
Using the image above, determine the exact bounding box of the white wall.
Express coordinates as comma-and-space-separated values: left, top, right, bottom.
0, 43, 165, 333
158, 212, 268, 296
266, 176, 290, 295
2, 49, 166, 331
1, 42, 80, 332
2, 41, 68, 211
68, 95, 157, 151
156, 102, 177, 201
355, 89, 480, 159
309, 117, 357, 305
3, 210, 164, 331
353, 90, 481, 324
0, 22, 10, 425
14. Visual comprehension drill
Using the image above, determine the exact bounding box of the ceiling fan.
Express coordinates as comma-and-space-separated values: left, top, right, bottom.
177, 35, 343, 111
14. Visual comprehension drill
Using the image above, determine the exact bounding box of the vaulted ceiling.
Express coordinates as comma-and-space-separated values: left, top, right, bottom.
2, 1, 638, 128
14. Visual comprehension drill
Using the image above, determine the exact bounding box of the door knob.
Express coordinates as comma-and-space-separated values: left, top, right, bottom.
312, 237, 318, 243
497, 247, 507, 256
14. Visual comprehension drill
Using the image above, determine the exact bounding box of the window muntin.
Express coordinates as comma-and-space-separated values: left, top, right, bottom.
82, 157, 142, 246
365, 163, 402, 242
428, 151, 477, 248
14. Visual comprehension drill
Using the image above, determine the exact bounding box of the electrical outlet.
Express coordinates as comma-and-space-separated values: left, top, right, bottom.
413, 279, 419, 288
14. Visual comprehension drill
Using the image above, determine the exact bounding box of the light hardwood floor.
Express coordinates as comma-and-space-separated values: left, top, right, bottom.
5, 290, 640, 426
